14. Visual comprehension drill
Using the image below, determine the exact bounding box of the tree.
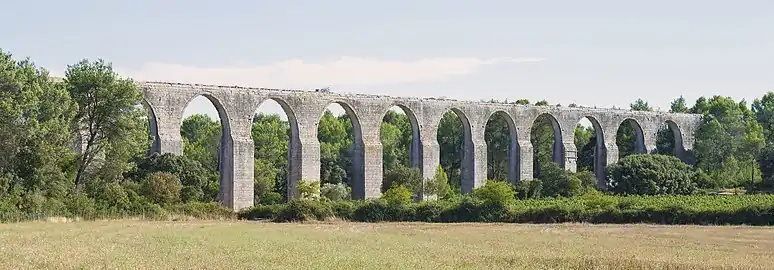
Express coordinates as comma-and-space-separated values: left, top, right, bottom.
382, 164, 423, 193
606, 154, 697, 195
670, 96, 690, 113
0, 49, 76, 200
65, 59, 146, 190
437, 111, 463, 191
692, 96, 765, 187
630, 98, 652, 111
752, 92, 774, 144
485, 113, 511, 181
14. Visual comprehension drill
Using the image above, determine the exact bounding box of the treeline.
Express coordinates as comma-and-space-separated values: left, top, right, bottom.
3, 49, 774, 224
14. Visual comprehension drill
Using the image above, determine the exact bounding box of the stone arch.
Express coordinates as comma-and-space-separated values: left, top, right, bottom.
317, 100, 366, 198
616, 118, 646, 157
573, 115, 607, 184
484, 110, 519, 184
661, 120, 686, 158
141, 98, 160, 155
530, 112, 564, 176
180, 92, 233, 203
380, 103, 422, 171
252, 96, 301, 201
436, 107, 475, 193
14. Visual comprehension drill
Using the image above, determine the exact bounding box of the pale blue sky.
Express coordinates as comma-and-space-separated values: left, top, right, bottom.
3, 0, 773, 121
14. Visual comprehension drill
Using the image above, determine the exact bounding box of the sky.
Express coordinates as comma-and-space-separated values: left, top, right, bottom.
3, 0, 773, 122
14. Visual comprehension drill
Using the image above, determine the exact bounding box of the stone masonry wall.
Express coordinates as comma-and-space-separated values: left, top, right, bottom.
140, 81, 702, 211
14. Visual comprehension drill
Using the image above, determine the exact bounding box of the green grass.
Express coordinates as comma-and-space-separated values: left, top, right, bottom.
1, 220, 773, 269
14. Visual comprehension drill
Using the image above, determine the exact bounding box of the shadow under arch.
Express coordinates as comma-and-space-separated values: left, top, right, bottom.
252, 97, 301, 201
574, 115, 607, 186
180, 93, 233, 204
663, 120, 688, 160
531, 112, 565, 177
140, 98, 160, 155
616, 118, 646, 157
317, 100, 366, 199
484, 110, 520, 184
379, 103, 423, 172
437, 107, 475, 193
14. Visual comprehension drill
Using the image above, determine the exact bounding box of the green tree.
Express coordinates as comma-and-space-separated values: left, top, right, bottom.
485, 112, 511, 181
65, 59, 147, 190
752, 92, 774, 144
437, 111, 463, 191
606, 154, 697, 195
0, 49, 76, 201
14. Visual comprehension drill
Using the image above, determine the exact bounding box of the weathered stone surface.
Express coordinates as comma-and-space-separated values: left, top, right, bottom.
139, 81, 702, 211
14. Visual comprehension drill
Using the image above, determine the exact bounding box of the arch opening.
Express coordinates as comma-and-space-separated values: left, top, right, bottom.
616, 119, 646, 158
251, 98, 296, 204
317, 102, 363, 198
531, 113, 563, 178
139, 99, 159, 155
437, 108, 472, 193
484, 111, 518, 183
180, 94, 231, 203
656, 121, 684, 157
380, 105, 422, 193
574, 116, 606, 186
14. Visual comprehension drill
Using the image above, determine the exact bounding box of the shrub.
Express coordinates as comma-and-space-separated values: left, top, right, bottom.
321, 182, 350, 201
238, 204, 283, 220
538, 162, 585, 197
471, 180, 516, 206
382, 164, 422, 193
257, 192, 283, 205
297, 180, 320, 200
275, 199, 333, 222
381, 185, 413, 205
759, 143, 774, 184
606, 154, 697, 195
425, 165, 452, 200
140, 172, 182, 205
132, 153, 210, 197
514, 179, 543, 199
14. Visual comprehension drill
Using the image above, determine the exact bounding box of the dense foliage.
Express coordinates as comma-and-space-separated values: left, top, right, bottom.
3, 48, 774, 224
239, 194, 774, 226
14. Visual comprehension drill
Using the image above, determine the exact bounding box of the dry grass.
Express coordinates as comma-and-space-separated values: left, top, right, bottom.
1, 220, 773, 269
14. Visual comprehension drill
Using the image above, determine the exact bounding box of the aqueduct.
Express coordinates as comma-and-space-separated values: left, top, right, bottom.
140, 81, 701, 211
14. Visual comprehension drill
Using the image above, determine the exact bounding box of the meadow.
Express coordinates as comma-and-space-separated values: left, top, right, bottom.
1, 220, 772, 269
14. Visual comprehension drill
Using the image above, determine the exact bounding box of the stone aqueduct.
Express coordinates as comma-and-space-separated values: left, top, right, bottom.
139, 81, 701, 211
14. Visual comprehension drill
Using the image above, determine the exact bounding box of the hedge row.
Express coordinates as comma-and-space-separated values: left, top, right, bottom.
237, 194, 774, 225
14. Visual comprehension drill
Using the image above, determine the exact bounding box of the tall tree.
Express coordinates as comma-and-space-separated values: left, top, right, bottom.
65, 59, 147, 190
0, 49, 76, 199
752, 92, 774, 144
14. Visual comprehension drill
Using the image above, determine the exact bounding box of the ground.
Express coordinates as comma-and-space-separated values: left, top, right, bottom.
0, 220, 772, 269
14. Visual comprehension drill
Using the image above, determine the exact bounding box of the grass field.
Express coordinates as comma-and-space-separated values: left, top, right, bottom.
1, 220, 773, 269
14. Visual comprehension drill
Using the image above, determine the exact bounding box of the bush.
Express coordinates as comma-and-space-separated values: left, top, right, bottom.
238, 204, 283, 220
759, 143, 774, 184
538, 162, 585, 197
381, 185, 413, 205
297, 180, 320, 200
235, 194, 774, 226
515, 179, 543, 199
606, 154, 697, 195
321, 182, 350, 201
382, 164, 422, 193
471, 180, 516, 206
140, 172, 182, 205
424, 165, 452, 200
257, 192, 283, 205
275, 199, 333, 222
132, 153, 211, 198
